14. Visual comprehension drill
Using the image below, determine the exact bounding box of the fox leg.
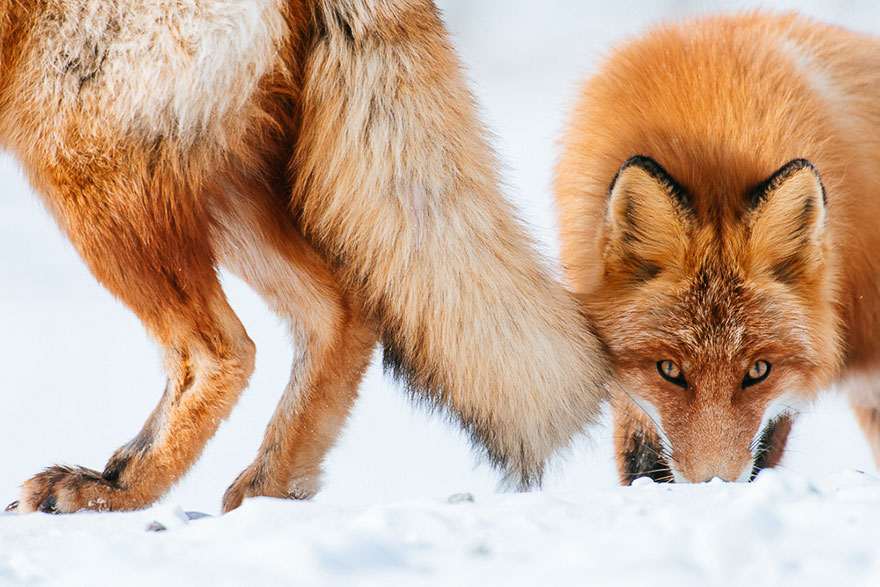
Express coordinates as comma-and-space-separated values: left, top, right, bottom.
749, 412, 794, 477
612, 398, 673, 485
213, 191, 375, 513
14, 160, 255, 514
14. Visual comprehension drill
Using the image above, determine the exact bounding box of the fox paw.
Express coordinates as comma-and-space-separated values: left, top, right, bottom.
14, 466, 116, 514
221, 469, 267, 514
221, 467, 317, 514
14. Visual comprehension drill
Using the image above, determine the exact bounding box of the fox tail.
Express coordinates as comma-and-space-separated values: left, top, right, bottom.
293, 0, 610, 488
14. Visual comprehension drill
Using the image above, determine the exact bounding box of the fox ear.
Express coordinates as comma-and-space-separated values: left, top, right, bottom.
748, 159, 826, 284
604, 156, 692, 281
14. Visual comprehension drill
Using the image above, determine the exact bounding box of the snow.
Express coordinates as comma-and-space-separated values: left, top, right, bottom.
4, 470, 880, 585
2, 1, 880, 585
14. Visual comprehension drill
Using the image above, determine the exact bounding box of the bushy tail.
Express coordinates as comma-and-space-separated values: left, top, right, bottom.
293, 0, 609, 487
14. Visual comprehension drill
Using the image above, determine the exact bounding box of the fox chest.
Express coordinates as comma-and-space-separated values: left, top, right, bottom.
26, 0, 286, 144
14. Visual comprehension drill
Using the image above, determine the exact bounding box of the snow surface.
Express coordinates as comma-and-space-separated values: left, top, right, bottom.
2, 1, 880, 585
4, 470, 880, 586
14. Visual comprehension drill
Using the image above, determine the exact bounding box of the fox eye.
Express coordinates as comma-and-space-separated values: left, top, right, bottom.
657, 360, 687, 388
743, 360, 771, 388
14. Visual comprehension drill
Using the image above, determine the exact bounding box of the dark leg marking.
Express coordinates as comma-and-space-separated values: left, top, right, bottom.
621, 430, 672, 485
750, 414, 794, 480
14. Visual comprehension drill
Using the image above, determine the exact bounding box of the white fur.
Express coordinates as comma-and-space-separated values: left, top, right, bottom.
631, 395, 672, 451
631, 395, 690, 483
34, 0, 286, 144
741, 392, 805, 483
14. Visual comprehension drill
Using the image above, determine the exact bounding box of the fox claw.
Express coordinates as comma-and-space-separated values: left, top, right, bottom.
38, 496, 58, 514
4, 500, 19, 512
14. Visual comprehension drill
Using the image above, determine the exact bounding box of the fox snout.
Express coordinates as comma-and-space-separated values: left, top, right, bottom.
614, 392, 796, 485
673, 441, 753, 483
673, 410, 795, 483
662, 406, 756, 483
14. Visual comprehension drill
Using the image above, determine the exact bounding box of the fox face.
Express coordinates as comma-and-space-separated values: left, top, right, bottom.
588, 156, 841, 483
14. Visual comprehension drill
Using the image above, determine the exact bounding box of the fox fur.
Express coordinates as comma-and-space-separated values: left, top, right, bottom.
1, 0, 609, 514
555, 12, 880, 484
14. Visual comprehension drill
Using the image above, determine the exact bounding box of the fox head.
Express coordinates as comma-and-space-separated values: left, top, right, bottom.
588, 155, 842, 484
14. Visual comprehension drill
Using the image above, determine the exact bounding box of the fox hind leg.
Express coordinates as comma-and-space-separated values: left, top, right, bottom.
14, 159, 255, 513
213, 190, 376, 513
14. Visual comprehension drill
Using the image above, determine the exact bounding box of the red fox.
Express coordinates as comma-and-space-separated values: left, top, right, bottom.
1, 0, 609, 514
556, 12, 880, 484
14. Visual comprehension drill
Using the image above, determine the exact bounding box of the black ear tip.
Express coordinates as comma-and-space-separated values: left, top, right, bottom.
787, 158, 817, 169
761, 159, 821, 191
609, 155, 690, 210
777, 158, 820, 179
616, 155, 667, 180
750, 158, 826, 208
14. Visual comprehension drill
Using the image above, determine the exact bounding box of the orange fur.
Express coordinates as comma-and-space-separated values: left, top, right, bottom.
1, 0, 609, 513
556, 12, 880, 484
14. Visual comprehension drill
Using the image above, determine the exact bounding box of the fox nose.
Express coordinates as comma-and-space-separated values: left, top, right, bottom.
676, 452, 753, 483
681, 458, 752, 483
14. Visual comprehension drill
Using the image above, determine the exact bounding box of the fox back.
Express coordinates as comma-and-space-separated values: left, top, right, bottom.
556, 12, 880, 483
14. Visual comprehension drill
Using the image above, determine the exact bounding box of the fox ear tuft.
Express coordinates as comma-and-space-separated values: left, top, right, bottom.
747, 159, 827, 284
604, 156, 692, 282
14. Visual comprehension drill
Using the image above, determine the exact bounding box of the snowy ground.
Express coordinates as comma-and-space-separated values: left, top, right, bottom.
4, 470, 880, 586
3, 1, 880, 585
